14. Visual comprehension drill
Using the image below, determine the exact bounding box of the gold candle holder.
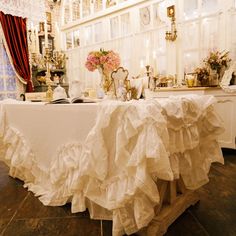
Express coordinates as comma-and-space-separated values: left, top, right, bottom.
44, 48, 53, 101
146, 65, 152, 89
44, 48, 53, 84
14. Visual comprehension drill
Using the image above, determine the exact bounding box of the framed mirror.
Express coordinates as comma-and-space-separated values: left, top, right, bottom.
220, 61, 236, 93
111, 67, 129, 101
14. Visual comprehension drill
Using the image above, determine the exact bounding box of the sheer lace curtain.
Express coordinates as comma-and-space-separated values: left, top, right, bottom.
0, 0, 46, 95
0, 38, 24, 100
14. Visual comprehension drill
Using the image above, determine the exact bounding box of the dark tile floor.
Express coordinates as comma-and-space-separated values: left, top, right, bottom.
0, 149, 236, 236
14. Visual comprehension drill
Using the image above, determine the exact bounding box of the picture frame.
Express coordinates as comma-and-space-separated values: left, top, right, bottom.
140, 6, 151, 31
167, 5, 175, 18
39, 35, 54, 54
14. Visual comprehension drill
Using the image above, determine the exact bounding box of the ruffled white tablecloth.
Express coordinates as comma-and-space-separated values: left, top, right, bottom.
0, 95, 224, 236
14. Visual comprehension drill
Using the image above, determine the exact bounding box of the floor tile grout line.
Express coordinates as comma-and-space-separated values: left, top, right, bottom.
100, 220, 103, 236
188, 209, 210, 236
11, 215, 91, 221
1, 192, 30, 236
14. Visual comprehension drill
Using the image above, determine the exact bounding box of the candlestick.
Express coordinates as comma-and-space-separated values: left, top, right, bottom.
145, 39, 150, 66
146, 53, 150, 66
140, 59, 144, 69
44, 48, 53, 86
152, 51, 158, 75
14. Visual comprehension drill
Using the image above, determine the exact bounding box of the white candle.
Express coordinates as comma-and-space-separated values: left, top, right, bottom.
146, 52, 150, 66
44, 20, 48, 48
152, 51, 158, 75
140, 59, 144, 69
35, 26, 40, 54
31, 28, 35, 53
145, 39, 150, 65
55, 22, 61, 51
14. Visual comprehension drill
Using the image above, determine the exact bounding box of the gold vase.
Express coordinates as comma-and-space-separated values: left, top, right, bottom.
98, 68, 113, 94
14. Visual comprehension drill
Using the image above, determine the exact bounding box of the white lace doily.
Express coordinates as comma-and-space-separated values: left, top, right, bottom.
0, 0, 46, 23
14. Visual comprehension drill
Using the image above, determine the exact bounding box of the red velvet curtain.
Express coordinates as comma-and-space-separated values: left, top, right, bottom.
0, 11, 33, 92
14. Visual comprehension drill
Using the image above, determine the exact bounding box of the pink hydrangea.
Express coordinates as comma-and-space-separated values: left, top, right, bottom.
85, 49, 120, 73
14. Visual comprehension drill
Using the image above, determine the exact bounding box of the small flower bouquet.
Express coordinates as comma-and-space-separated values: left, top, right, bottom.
194, 50, 231, 87
204, 50, 231, 73
85, 48, 120, 74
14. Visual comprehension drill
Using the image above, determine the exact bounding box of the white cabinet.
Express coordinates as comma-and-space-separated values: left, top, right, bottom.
145, 87, 236, 149
211, 93, 236, 149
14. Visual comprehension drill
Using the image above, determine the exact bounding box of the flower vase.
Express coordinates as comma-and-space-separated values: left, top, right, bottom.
98, 68, 114, 96
219, 65, 226, 82
209, 69, 219, 87
200, 75, 209, 87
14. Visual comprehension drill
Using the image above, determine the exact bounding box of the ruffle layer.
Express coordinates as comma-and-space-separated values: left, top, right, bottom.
0, 107, 39, 183
0, 95, 224, 236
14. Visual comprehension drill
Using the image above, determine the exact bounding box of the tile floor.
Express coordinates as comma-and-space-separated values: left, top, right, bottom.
0, 149, 235, 236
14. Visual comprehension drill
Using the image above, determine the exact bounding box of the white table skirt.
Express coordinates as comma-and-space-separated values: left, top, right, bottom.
0, 95, 224, 236
1, 102, 98, 171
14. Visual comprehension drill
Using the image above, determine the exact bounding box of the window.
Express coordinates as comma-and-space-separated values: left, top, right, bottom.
61, 0, 235, 86
94, 22, 103, 42
110, 16, 119, 39
64, 2, 70, 25
120, 13, 130, 36
0, 41, 17, 100
66, 32, 72, 49
182, 0, 221, 74
94, 0, 103, 13
73, 30, 80, 47
82, 0, 91, 17
84, 25, 92, 45
72, 0, 80, 21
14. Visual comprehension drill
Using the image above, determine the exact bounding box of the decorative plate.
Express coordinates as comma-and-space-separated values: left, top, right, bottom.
140, 6, 151, 26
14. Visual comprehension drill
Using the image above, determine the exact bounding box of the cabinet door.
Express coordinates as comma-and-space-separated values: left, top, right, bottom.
214, 96, 236, 149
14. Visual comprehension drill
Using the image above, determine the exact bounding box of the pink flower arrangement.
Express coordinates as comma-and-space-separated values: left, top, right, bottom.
85, 48, 120, 74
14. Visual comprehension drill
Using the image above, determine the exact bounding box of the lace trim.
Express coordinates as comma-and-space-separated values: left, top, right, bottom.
0, 0, 45, 23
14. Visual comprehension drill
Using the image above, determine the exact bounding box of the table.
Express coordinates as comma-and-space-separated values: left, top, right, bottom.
0, 95, 224, 235
145, 87, 236, 149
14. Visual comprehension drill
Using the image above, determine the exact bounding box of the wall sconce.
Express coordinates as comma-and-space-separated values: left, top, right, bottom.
165, 5, 177, 41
